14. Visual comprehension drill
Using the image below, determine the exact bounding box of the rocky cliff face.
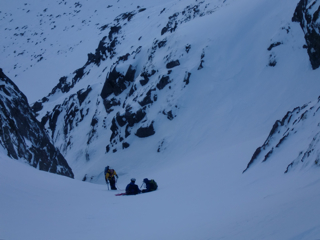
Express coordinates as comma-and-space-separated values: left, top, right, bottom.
27, 0, 320, 181
292, 0, 320, 69
0, 68, 74, 178
29, 0, 228, 181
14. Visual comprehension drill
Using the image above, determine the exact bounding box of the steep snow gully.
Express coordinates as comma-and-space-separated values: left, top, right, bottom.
1, 0, 320, 239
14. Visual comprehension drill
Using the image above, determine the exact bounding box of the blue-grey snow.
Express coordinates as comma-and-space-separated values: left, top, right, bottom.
1, 0, 320, 239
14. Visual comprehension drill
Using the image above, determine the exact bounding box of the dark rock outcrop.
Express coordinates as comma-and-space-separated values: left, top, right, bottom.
292, 0, 320, 69
101, 65, 136, 99
0, 69, 74, 178
139, 69, 156, 86
183, 72, 191, 86
166, 60, 180, 69
267, 42, 282, 51
156, 76, 171, 90
139, 88, 157, 106
135, 122, 155, 138
161, 2, 216, 36
86, 36, 108, 66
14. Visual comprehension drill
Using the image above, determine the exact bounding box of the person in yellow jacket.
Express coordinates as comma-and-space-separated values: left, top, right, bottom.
105, 166, 118, 190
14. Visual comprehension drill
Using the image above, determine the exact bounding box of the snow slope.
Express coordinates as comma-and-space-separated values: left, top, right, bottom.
1, 0, 320, 239
1, 0, 200, 103
1, 141, 320, 240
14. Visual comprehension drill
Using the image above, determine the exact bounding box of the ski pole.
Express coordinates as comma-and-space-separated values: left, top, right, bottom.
115, 177, 119, 189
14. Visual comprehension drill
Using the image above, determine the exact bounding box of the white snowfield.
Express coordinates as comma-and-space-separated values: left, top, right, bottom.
1, 0, 320, 239
1, 143, 320, 240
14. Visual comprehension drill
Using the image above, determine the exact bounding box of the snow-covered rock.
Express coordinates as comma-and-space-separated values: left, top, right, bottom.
244, 96, 320, 173
27, 0, 231, 180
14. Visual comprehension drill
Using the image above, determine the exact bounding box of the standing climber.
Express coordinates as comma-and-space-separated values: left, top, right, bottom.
125, 178, 141, 195
105, 166, 118, 190
141, 178, 158, 193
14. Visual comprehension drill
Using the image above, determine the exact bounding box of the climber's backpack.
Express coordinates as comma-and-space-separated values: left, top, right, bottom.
149, 179, 158, 191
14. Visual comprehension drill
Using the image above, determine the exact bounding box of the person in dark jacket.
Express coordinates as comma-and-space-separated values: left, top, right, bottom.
125, 178, 141, 195
141, 178, 158, 193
